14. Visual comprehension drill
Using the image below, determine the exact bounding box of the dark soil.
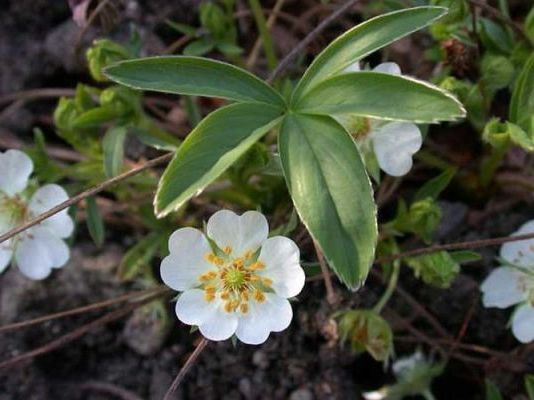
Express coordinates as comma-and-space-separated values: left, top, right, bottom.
1, 1, 533, 399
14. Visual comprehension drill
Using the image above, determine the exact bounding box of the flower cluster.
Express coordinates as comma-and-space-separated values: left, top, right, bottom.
337, 62, 423, 177
0, 150, 73, 280
481, 220, 534, 343
160, 210, 305, 344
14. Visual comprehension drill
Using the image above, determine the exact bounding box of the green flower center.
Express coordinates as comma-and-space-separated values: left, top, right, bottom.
0, 194, 28, 232
223, 265, 247, 290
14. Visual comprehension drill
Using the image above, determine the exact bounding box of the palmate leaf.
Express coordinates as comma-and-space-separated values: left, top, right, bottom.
295, 72, 465, 123
279, 113, 377, 289
155, 102, 283, 217
292, 6, 448, 101
104, 56, 285, 108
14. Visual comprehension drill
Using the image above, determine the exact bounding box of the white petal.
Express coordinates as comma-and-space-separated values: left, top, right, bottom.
198, 309, 238, 341
480, 267, 527, 308
207, 210, 268, 256
33, 228, 70, 268
500, 220, 534, 269
235, 294, 293, 345
511, 304, 534, 343
29, 184, 73, 238
160, 227, 214, 291
258, 236, 305, 298
0, 150, 33, 196
343, 62, 361, 73
372, 122, 422, 177
0, 239, 13, 274
15, 235, 53, 280
175, 289, 218, 326
373, 62, 401, 75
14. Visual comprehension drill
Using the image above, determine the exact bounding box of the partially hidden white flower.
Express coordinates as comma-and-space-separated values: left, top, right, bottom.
481, 220, 534, 343
336, 62, 422, 177
160, 210, 306, 345
363, 351, 441, 400
0, 149, 74, 280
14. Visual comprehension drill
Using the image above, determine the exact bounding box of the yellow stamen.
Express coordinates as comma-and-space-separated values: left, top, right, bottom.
223, 246, 233, 254
199, 271, 217, 282
204, 285, 216, 293
233, 258, 244, 268
240, 303, 249, 314
241, 292, 249, 301
254, 290, 266, 303
205, 253, 224, 266
243, 250, 254, 259
204, 292, 215, 302
220, 291, 230, 300
262, 277, 273, 287
224, 301, 233, 313
249, 261, 265, 270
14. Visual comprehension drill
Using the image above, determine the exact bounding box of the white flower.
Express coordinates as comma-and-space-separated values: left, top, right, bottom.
160, 210, 305, 344
337, 62, 422, 177
0, 150, 74, 280
481, 220, 534, 343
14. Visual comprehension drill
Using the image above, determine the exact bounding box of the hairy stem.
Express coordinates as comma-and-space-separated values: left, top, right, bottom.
0, 153, 172, 245
372, 262, 400, 314
163, 338, 209, 400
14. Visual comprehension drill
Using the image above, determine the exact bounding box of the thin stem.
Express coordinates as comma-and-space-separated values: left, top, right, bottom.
375, 231, 534, 265
0, 153, 172, 245
0, 287, 169, 334
247, 0, 278, 71
0, 88, 75, 106
163, 338, 209, 400
0, 290, 168, 370
246, 0, 286, 69
372, 262, 400, 314
267, 0, 357, 84
79, 381, 143, 400
313, 240, 337, 305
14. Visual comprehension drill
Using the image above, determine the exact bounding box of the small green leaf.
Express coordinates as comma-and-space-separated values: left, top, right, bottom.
292, 6, 448, 100
183, 38, 216, 56
336, 309, 393, 361
119, 233, 161, 280
102, 126, 127, 178
414, 167, 457, 201
449, 250, 481, 264
104, 56, 285, 107
279, 113, 377, 289
86, 196, 105, 247
485, 379, 503, 400
510, 54, 534, 134
155, 102, 283, 217
295, 72, 465, 123
405, 251, 459, 288
165, 20, 197, 36
132, 117, 180, 151
72, 106, 121, 128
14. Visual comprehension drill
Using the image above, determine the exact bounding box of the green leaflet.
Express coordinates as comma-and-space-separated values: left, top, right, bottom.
155, 102, 283, 217
86, 196, 105, 247
295, 72, 465, 123
104, 56, 285, 107
278, 113, 377, 289
510, 53, 534, 134
292, 6, 447, 101
102, 126, 127, 178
